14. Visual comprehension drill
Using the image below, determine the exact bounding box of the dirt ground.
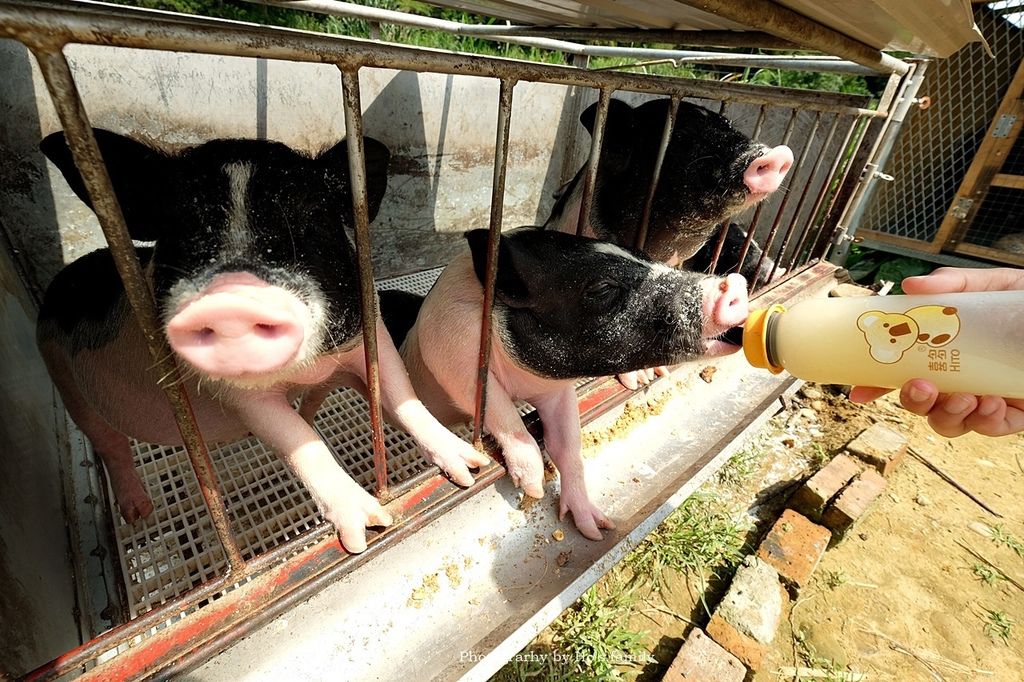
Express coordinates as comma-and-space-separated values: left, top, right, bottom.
754, 389, 1024, 681
565, 383, 1024, 681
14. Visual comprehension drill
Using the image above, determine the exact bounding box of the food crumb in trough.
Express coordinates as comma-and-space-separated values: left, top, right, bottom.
519, 495, 540, 512
700, 365, 718, 383
552, 529, 565, 542
445, 562, 462, 587
407, 572, 441, 608
581, 385, 677, 452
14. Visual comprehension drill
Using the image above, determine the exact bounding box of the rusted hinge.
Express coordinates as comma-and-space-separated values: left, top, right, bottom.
951, 197, 974, 220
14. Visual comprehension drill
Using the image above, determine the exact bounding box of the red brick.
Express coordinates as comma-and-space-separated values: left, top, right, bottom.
821, 469, 887, 535
789, 454, 863, 519
662, 628, 746, 682
756, 509, 832, 589
846, 423, 908, 476
706, 613, 767, 670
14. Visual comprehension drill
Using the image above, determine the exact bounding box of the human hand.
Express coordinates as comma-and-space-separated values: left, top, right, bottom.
849, 267, 1024, 438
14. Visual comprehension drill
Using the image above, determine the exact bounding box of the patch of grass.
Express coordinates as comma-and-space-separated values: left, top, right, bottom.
972, 563, 1005, 587
717, 447, 761, 486
494, 578, 650, 680
793, 628, 850, 681
822, 569, 849, 590
625, 493, 746, 593
550, 580, 651, 679
491, 648, 575, 682
990, 525, 1024, 560
982, 609, 1015, 645
807, 442, 831, 469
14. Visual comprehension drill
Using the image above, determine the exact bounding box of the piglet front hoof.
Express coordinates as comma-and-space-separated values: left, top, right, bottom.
616, 366, 668, 391
559, 496, 615, 541
324, 482, 394, 554
422, 434, 491, 488
110, 469, 155, 523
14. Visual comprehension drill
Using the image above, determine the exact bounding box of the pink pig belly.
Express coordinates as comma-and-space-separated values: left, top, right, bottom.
74, 343, 251, 445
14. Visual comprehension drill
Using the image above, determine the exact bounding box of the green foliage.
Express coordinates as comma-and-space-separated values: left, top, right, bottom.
717, 447, 761, 486
990, 524, 1024, 559
822, 569, 849, 590
983, 609, 1015, 645
807, 442, 831, 469
108, 1, 872, 93
745, 67, 871, 96
793, 627, 851, 681
495, 577, 651, 681
549, 583, 651, 680
843, 244, 934, 294
625, 493, 746, 591
972, 563, 1005, 586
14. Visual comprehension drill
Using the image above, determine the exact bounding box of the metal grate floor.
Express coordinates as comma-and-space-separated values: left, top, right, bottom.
111, 267, 476, 618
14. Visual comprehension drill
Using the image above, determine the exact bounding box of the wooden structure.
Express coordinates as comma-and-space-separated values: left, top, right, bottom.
857, 3, 1024, 267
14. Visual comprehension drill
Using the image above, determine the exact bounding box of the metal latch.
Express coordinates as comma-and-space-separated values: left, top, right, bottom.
833, 225, 853, 248
872, 171, 894, 182
993, 114, 1018, 138
951, 197, 974, 220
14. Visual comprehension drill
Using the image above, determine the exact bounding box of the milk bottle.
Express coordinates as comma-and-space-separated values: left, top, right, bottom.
742, 291, 1024, 398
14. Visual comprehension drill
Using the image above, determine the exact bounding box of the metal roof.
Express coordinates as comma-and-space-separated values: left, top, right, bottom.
428, 0, 986, 58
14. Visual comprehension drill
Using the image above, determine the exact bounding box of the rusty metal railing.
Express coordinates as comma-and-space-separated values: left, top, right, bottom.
0, 0, 905, 678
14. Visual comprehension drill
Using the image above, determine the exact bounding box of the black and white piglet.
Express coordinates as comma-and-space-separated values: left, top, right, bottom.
391, 227, 748, 540
38, 130, 487, 553
545, 97, 791, 388
545, 98, 793, 264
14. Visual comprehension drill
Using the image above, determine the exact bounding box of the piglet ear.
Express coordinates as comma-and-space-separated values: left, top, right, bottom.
40, 129, 172, 241
464, 229, 531, 308
580, 98, 635, 170
320, 136, 391, 222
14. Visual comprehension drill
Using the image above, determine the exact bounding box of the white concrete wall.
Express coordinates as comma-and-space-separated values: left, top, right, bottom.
1, 42, 590, 291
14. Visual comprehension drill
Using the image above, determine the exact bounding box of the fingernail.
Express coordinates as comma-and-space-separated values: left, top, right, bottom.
977, 398, 999, 417
907, 385, 930, 403
943, 395, 972, 415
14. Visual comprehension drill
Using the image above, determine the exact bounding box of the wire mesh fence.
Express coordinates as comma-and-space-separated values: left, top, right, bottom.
860, 4, 1024, 248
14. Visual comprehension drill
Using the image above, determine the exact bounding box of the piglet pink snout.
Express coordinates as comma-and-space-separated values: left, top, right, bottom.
166, 274, 307, 378
743, 145, 794, 196
702, 273, 749, 336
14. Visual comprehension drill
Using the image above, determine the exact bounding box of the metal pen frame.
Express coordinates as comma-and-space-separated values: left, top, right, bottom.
0, 1, 905, 678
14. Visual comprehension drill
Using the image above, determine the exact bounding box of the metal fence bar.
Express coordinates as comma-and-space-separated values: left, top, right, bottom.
472, 78, 515, 449
731, 105, 769, 277
339, 67, 389, 499
786, 115, 857, 272
577, 88, 612, 237
809, 117, 874, 260
0, 2, 884, 119
765, 112, 834, 281
812, 62, 906, 262
0, 2, 900, 677
635, 96, 679, 251
28, 43, 246, 573
749, 109, 811, 288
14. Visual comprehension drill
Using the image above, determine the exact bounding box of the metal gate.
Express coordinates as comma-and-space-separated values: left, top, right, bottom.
0, 1, 905, 678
